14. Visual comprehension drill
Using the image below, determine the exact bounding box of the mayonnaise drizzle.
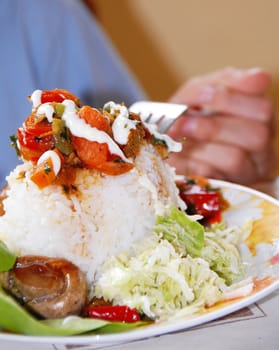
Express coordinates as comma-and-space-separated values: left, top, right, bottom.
37, 103, 54, 122
104, 101, 137, 145
30, 90, 181, 165
37, 150, 61, 175
62, 100, 129, 161
30, 89, 43, 109
144, 123, 182, 153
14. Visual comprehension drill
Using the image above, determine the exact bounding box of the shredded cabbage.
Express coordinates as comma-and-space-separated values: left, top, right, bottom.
94, 207, 246, 320
202, 223, 244, 285
153, 206, 204, 257
95, 237, 226, 319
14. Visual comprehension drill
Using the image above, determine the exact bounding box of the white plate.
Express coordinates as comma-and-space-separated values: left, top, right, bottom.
1, 179, 279, 346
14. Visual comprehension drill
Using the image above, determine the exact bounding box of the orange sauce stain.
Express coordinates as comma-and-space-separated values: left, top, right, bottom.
252, 276, 278, 292
245, 201, 279, 255
205, 276, 279, 313
205, 296, 243, 312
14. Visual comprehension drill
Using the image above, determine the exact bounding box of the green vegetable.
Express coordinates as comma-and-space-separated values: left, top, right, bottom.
52, 118, 73, 155
0, 286, 106, 335
0, 241, 16, 272
201, 223, 244, 285
154, 206, 204, 257
95, 237, 226, 319
9, 134, 20, 157
0, 287, 144, 336
54, 103, 65, 117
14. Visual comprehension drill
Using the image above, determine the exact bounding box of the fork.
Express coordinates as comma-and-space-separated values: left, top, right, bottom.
129, 100, 212, 134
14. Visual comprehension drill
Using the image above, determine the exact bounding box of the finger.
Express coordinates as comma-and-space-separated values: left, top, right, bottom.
190, 67, 272, 95
168, 141, 260, 184
167, 152, 226, 180
208, 86, 273, 122
171, 84, 273, 122
169, 114, 272, 152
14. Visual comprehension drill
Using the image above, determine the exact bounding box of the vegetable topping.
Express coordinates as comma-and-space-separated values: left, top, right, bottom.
177, 177, 229, 225
13, 89, 181, 189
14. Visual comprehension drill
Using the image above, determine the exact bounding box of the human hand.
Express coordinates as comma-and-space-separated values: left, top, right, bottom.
167, 67, 276, 184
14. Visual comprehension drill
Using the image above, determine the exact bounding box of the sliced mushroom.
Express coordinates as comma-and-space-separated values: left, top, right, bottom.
0, 255, 87, 319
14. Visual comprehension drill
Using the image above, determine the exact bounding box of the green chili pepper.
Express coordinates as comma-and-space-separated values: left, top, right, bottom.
54, 103, 65, 117
52, 118, 73, 155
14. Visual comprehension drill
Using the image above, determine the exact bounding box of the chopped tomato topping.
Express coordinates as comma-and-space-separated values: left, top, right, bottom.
17, 126, 55, 162
72, 106, 133, 175
41, 89, 80, 106
71, 105, 111, 167
71, 137, 110, 168
78, 105, 110, 133
96, 159, 134, 176
15, 90, 141, 187
30, 157, 56, 189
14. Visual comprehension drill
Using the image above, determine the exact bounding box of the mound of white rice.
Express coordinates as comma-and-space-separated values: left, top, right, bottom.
0, 145, 184, 287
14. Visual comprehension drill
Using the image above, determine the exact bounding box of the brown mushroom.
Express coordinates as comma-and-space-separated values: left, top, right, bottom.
0, 255, 87, 319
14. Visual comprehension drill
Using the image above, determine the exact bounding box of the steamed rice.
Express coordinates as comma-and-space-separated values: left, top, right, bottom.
0, 144, 183, 287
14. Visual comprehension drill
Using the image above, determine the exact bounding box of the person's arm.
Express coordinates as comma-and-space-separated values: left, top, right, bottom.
167, 67, 276, 184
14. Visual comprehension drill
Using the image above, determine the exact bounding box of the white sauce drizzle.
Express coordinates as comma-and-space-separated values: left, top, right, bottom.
30, 90, 181, 168
37, 103, 54, 123
62, 100, 129, 161
104, 101, 137, 145
37, 150, 61, 175
144, 123, 182, 153
30, 90, 43, 109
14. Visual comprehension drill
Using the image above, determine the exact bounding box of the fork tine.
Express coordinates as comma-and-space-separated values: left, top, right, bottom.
145, 113, 165, 125
158, 117, 176, 133
129, 101, 188, 133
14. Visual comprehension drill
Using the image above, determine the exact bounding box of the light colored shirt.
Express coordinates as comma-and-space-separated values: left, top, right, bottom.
0, 0, 146, 187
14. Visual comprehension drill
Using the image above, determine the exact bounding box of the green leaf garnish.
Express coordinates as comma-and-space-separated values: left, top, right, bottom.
0, 287, 145, 336
0, 241, 16, 272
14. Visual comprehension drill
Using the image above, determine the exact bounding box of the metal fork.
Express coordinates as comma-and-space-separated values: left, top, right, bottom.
129, 101, 188, 134
130, 100, 215, 134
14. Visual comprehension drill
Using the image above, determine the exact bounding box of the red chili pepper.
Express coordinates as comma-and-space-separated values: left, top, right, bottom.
83, 305, 141, 323
178, 180, 224, 225
181, 192, 221, 218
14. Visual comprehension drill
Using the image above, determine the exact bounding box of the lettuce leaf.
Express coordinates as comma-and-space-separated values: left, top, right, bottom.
153, 206, 204, 257
0, 287, 144, 336
0, 240, 16, 272
0, 286, 107, 335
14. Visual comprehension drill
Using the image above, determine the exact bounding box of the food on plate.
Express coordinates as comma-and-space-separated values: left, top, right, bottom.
0, 255, 87, 318
0, 89, 254, 335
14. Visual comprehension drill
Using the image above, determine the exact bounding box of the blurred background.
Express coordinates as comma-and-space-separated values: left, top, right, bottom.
91, 0, 279, 166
